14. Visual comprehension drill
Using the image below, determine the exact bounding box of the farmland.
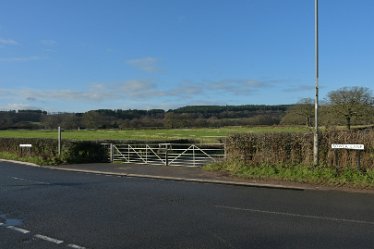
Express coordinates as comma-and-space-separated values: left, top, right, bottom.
0, 126, 310, 142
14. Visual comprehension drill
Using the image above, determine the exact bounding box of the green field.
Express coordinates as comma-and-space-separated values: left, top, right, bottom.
0, 126, 311, 142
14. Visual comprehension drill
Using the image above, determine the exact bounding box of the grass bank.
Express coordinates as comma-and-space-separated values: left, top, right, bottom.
0, 151, 50, 165
204, 161, 374, 188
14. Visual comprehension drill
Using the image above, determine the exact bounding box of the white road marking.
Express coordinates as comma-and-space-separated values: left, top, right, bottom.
11, 177, 25, 181
209, 231, 236, 249
216, 205, 374, 226
68, 243, 87, 249
6, 226, 30, 234
34, 234, 64, 244
1, 219, 89, 248
11, 176, 50, 185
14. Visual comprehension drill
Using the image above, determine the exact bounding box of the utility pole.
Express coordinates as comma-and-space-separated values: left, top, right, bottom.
313, 0, 319, 166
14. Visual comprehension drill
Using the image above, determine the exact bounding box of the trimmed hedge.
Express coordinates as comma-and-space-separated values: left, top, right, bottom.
0, 138, 195, 165
226, 130, 374, 170
0, 138, 109, 165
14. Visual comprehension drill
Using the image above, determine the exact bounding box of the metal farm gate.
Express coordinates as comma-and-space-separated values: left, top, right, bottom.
106, 143, 225, 167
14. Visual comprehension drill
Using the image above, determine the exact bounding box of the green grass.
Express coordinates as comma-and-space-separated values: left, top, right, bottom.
0, 151, 49, 165
204, 161, 374, 188
0, 126, 310, 142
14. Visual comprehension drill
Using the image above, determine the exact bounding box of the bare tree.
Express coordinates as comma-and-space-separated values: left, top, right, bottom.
281, 98, 314, 127
294, 98, 314, 127
327, 86, 373, 130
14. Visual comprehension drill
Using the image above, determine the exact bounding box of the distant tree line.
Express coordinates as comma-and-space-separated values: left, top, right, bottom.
0, 87, 372, 130
0, 105, 287, 130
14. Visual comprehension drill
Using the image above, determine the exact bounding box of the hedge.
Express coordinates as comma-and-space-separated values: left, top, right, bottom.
0, 138, 196, 165
225, 129, 374, 170
0, 138, 109, 165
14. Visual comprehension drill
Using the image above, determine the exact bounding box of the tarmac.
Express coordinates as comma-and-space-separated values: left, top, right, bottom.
56, 163, 310, 190
2, 159, 373, 193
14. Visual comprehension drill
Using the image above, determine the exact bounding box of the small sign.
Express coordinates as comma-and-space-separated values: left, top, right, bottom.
331, 144, 364, 150
19, 144, 32, 148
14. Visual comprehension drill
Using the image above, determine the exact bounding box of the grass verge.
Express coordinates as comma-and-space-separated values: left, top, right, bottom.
0, 152, 61, 166
203, 161, 374, 188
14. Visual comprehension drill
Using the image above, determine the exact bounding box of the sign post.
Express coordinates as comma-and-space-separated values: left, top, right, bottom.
331, 144, 365, 173
19, 144, 32, 157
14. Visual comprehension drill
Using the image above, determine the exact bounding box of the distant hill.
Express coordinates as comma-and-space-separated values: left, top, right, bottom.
0, 105, 290, 129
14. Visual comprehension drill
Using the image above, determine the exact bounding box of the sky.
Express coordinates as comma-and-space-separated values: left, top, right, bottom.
0, 0, 373, 112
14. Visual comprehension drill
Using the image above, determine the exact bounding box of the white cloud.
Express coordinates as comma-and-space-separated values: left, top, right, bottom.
0, 38, 19, 46
169, 82, 207, 98
17, 84, 115, 102
0, 81, 164, 104
0, 103, 41, 111
167, 79, 275, 98
0, 77, 281, 111
284, 84, 314, 92
126, 57, 160, 73
0, 56, 43, 63
41, 39, 57, 46
120, 80, 165, 98
0, 88, 12, 96
208, 79, 274, 95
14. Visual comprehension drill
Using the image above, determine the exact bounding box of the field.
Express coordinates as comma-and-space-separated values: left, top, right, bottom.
0, 126, 311, 142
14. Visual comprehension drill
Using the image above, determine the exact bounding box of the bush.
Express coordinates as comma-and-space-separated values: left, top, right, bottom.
61, 141, 108, 164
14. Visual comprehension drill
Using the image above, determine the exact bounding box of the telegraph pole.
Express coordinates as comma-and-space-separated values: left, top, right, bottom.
313, 0, 319, 166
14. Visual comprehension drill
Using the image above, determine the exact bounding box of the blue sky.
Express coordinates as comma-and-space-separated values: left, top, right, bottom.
0, 0, 373, 112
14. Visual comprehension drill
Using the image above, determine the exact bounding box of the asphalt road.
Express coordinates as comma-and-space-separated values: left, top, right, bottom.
1, 162, 374, 249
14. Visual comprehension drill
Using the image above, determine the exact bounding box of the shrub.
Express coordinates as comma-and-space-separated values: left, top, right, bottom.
61, 141, 108, 164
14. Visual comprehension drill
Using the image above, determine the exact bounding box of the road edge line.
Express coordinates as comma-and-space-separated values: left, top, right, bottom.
0, 159, 39, 167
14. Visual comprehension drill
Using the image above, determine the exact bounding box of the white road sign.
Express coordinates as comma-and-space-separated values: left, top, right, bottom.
19, 144, 32, 148
331, 144, 364, 150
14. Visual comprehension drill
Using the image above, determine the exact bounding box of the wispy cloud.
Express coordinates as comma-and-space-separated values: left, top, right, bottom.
16, 84, 115, 102
0, 56, 43, 63
169, 82, 206, 97
126, 57, 160, 73
0, 103, 41, 111
284, 84, 314, 92
0, 81, 163, 104
168, 79, 275, 99
208, 79, 274, 95
41, 39, 57, 46
0, 38, 19, 46
120, 80, 166, 98
0, 77, 281, 110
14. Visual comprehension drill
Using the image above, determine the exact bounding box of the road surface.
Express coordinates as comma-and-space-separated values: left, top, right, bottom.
1, 161, 374, 249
